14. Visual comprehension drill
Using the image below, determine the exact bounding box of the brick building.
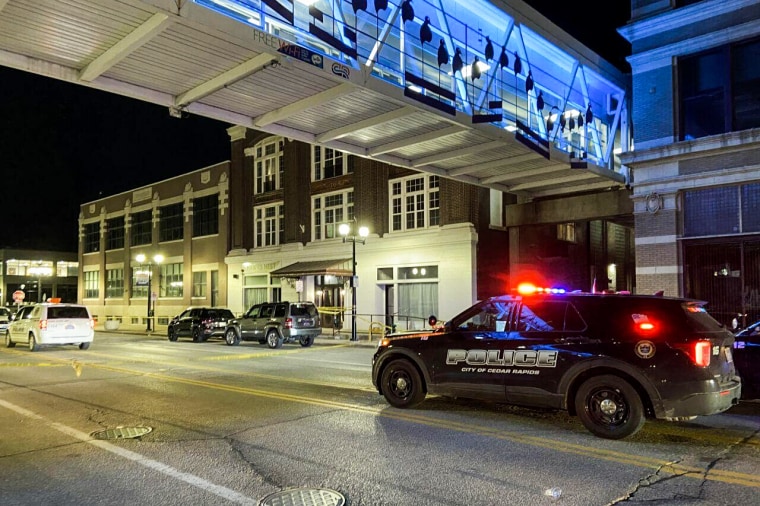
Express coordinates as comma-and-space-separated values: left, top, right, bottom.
620, 0, 760, 327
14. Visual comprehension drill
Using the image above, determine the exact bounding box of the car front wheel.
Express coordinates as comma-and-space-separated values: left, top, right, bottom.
575, 375, 645, 440
168, 327, 178, 342
380, 359, 426, 408
79, 342, 90, 350
224, 328, 240, 346
266, 329, 283, 349
5, 331, 15, 348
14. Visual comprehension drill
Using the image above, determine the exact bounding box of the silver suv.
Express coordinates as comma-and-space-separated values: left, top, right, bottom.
5, 303, 94, 352
224, 301, 321, 348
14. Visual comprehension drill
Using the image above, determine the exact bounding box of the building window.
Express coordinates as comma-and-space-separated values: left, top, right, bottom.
255, 203, 284, 247
193, 194, 219, 237
254, 137, 284, 194
57, 261, 78, 277
84, 271, 99, 299
679, 38, 760, 140
130, 210, 153, 246
390, 174, 439, 232
160, 263, 183, 298
683, 183, 760, 237
557, 223, 577, 243
313, 191, 354, 240
131, 267, 148, 298
105, 268, 124, 299
313, 146, 351, 180
159, 203, 184, 242
192, 271, 207, 298
83, 222, 100, 253
106, 217, 124, 250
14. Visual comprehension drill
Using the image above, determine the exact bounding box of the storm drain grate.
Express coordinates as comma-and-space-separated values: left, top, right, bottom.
258, 487, 345, 506
90, 426, 153, 440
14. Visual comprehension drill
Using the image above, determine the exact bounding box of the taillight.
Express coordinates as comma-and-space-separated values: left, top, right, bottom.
285, 317, 293, 329
89, 319, 95, 329
39, 319, 48, 330
675, 340, 712, 367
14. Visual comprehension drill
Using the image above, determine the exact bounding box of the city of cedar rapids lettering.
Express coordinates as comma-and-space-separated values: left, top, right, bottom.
446, 349, 558, 374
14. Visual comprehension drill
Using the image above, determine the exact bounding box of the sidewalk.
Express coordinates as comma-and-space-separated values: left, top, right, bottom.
97, 326, 379, 347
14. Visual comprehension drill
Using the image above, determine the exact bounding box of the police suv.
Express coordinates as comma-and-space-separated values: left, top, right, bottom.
371, 287, 742, 439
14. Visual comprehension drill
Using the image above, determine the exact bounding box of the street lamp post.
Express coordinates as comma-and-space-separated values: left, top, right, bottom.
339, 222, 369, 342
135, 253, 164, 332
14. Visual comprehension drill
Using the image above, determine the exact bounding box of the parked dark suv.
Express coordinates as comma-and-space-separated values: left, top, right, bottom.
372, 287, 742, 439
168, 307, 235, 342
224, 301, 321, 348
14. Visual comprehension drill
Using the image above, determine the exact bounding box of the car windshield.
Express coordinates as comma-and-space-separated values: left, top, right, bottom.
47, 306, 89, 319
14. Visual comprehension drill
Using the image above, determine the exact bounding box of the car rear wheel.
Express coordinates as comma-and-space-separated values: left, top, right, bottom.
575, 375, 645, 439
299, 335, 314, 347
79, 342, 90, 350
380, 359, 426, 408
5, 331, 15, 348
266, 329, 283, 349
224, 328, 240, 346
28, 334, 39, 352
168, 327, 178, 342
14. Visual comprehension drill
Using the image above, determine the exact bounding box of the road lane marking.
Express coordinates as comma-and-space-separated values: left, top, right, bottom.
5, 349, 760, 488
0, 398, 258, 505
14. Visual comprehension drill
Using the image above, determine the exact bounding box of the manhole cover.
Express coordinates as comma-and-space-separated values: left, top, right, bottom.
258, 487, 345, 506
90, 426, 153, 440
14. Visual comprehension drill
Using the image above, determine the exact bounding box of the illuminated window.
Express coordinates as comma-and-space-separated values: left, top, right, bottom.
84, 271, 99, 299
193, 271, 207, 297
160, 263, 183, 298
105, 268, 124, 299
313, 191, 354, 240
390, 175, 439, 232
255, 203, 284, 247
557, 223, 577, 243
254, 137, 284, 194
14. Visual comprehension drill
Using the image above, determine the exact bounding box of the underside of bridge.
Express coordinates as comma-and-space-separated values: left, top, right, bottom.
0, 0, 630, 201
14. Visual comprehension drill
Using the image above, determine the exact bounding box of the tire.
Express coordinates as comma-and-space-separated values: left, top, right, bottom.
266, 329, 283, 349
224, 328, 240, 346
192, 327, 202, 343
29, 334, 39, 352
575, 375, 645, 440
79, 342, 90, 350
380, 359, 426, 408
5, 331, 15, 348
299, 335, 314, 347
168, 327, 178, 342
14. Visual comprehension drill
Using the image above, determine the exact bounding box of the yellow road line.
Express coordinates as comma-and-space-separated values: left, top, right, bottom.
4, 348, 759, 488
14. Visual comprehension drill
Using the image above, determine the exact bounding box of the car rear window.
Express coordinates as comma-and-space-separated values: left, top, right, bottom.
290, 304, 317, 317
47, 306, 89, 319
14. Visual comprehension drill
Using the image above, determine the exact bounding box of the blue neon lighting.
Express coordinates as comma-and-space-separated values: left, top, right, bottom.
195, 0, 626, 169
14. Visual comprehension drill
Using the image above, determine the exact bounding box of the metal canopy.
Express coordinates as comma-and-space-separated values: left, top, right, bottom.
270, 259, 353, 278
0, 0, 629, 200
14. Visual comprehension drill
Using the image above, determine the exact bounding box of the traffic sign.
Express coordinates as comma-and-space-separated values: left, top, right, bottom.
12, 290, 25, 302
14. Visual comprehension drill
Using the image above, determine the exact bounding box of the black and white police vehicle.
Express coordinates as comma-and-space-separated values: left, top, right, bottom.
372, 285, 742, 439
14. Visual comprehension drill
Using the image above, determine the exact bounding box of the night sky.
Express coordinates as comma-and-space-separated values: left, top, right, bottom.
0, 1, 629, 253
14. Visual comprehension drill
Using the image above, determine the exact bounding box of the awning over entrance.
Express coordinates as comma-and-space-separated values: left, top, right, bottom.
270, 259, 352, 278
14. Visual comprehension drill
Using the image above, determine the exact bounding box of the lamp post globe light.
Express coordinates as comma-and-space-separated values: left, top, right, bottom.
339, 222, 369, 342
135, 253, 163, 332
